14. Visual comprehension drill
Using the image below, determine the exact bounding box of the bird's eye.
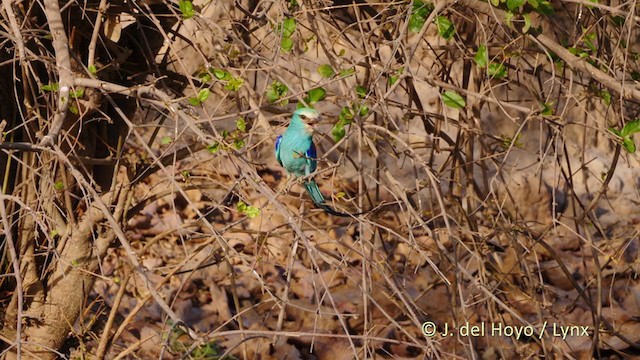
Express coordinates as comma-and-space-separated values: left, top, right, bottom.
300, 115, 307, 120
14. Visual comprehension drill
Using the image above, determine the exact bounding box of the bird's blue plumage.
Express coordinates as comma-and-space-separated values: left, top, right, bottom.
275, 135, 283, 167
305, 142, 317, 173
275, 108, 359, 217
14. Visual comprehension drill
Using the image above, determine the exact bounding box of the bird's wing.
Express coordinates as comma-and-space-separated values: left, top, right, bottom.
274, 135, 283, 167
305, 141, 317, 175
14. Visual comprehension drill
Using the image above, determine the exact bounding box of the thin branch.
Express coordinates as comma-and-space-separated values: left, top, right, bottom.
95, 271, 131, 360
39, 0, 74, 147
458, 0, 640, 102
0, 199, 23, 357
87, 0, 108, 70
2, 0, 26, 62
531, 33, 640, 101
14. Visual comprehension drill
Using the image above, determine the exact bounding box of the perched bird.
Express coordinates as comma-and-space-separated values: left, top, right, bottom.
275, 108, 359, 217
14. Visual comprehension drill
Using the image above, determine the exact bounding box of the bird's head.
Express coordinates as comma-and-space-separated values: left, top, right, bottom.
293, 108, 321, 133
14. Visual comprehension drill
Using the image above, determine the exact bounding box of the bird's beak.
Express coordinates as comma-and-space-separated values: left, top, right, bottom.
309, 116, 322, 126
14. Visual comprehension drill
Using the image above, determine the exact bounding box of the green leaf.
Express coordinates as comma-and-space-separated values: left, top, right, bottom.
506, 0, 526, 10
189, 88, 210, 106
338, 49, 346, 56
355, 85, 367, 99
584, 32, 597, 53
501, 133, 524, 149
408, 14, 425, 33
408, 0, 434, 33
488, 62, 507, 79
69, 88, 84, 98
88, 64, 97, 75
317, 64, 335, 78
207, 142, 220, 153
435, 16, 455, 39
504, 11, 515, 28
236, 201, 260, 218
224, 77, 243, 91
541, 102, 554, 115
68, 104, 79, 115
332, 119, 349, 142
338, 68, 356, 77
233, 138, 245, 149
161, 136, 172, 145
441, 91, 465, 109
522, 13, 531, 33
197, 88, 210, 103
307, 87, 326, 103
55, 181, 64, 190
236, 118, 246, 132
387, 69, 403, 86
622, 136, 636, 153
537, 1, 554, 14
610, 121, 640, 153
199, 71, 212, 83
332, 107, 355, 142
266, 80, 289, 104
179, 0, 195, 19
413, 1, 434, 18
338, 106, 355, 122
277, 18, 296, 53
529, 0, 554, 14
282, 17, 296, 38
41, 83, 59, 92
245, 206, 260, 218
281, 37, 294, 52
490, 0, 499, 5
213, 68, 231, 80
611, 15, 625, 27
358, 104, 369, 117
599, 90, 611, 105
474, 45, 488, 68
568, 46, 589, 58
621, 119, 640, 137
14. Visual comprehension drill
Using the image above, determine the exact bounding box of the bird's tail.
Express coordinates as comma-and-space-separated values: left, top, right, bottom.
303, 179, 327, 206
303, 180, 358, 217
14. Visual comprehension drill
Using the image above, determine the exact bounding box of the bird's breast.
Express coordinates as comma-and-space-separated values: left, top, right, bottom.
279, 137, 312, 177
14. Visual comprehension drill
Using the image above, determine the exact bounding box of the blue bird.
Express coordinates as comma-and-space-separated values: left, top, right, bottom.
275, 108, 358, 217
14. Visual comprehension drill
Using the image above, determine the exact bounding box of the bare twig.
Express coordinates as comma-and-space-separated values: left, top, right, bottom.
458, 0, 640, 101
0, 198, 23, 357
95, 271, 131, 360
2, 0, 26, 62
87, 0, 109, 70
39, 0, 74, 147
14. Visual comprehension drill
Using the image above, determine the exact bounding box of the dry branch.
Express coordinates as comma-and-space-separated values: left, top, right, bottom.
39, 0, 74, 147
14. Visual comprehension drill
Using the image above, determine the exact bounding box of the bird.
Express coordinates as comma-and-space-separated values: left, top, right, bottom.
275, 107, 361, 217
